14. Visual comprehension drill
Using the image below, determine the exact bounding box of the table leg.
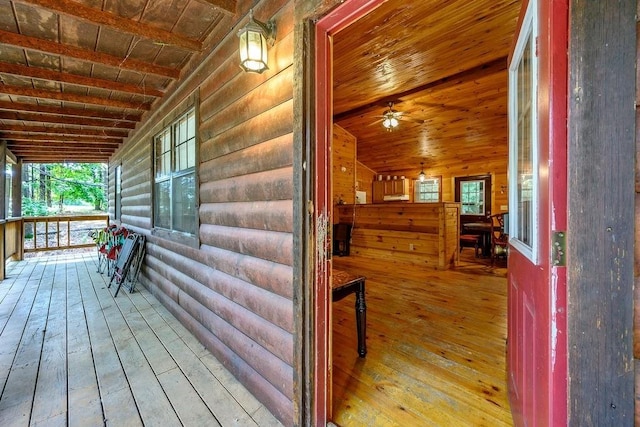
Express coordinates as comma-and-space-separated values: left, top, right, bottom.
355, 281, 367, 357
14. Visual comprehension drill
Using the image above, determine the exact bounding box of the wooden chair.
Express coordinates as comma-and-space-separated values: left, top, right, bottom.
490, 213, 509, 266
459, 233, 481, 257
333, 223, 352, 256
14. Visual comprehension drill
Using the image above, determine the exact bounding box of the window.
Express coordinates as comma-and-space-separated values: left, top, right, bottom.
414, 177, 441, 203
460, 180, 485, 215
508, 0, 538, 263
455, 175, 492, 220
114, 164, 121, 220
153, 108, 197, 236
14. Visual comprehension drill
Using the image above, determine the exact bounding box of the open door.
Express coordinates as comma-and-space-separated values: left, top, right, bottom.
313, 0, 387, 424
506, 0, 567, 425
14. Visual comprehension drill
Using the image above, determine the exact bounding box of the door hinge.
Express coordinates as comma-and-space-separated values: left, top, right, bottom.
552, 231, 566, 267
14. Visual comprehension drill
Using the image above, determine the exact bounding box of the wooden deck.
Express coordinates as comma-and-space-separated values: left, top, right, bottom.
331, 252, 513, 426
0, 251, 281, 427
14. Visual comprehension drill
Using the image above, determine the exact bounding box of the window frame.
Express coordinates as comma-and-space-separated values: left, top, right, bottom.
508, 0, 539, 264
454, 175, 492, 222
114, 164, 122, 221
151, 94, 199, 247
414, 176, 442, 203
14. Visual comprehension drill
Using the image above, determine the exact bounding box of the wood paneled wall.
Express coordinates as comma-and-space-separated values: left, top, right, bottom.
340, 125, 509, 213
337, 203, 460, 269
333, 124, 356, 205
108, 1, 295, 424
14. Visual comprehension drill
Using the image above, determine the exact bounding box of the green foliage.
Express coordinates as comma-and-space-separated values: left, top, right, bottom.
22, 198, 48, 216
24, 163, 107, 215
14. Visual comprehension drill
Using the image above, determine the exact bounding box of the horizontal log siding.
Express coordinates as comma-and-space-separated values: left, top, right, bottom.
108, 1, 295, 424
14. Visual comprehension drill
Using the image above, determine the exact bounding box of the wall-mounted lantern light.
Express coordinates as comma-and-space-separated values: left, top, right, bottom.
237, 9, 276, 74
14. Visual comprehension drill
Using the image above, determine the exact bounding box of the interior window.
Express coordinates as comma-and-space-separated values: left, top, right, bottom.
460, 180, 485, 214
455, 175, 492, 221
414, 177, 441, 203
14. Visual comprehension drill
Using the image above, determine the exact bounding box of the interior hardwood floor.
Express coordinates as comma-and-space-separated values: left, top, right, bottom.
0, 251, 280, 427
331, 250, 512, 426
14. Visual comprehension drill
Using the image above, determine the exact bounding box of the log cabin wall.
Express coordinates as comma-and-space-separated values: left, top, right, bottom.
108, 0, 296, 424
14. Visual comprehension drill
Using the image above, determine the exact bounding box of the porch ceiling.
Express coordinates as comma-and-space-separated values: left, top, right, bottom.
0, 0, 236, 163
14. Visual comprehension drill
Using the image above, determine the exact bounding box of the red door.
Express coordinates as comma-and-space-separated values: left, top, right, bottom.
507, 0, 568, 425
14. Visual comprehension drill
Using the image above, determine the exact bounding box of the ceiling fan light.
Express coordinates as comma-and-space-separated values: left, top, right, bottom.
382, 109, 399, 130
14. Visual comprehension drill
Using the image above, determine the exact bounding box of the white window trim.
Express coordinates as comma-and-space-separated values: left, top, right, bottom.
508, 0, 539, 264
414, 177, 441, 203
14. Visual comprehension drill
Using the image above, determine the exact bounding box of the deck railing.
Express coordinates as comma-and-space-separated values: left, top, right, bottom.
22, 215, 109, 253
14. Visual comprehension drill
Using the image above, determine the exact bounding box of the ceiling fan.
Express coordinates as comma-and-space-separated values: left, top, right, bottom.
381, 102, 401, 131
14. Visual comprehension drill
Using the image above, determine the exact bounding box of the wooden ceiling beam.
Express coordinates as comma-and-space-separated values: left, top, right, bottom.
16, 157, 111, 163
11, 146, 114, 153
3, 133, 121, 144
0, 111, 136, 129
13, 155, 112, 161
0, 100, 141, 122
7, 141, 119, 154
333, 57, 508, 122
0, 62, 164, 98
16, 0, 202, 51
0, 124, 129, 138
196, 0, 236, 15
0, 30, 180, 79
0, 85, 151, 110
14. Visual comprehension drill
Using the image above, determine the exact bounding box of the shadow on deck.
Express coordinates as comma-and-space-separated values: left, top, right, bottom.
0, 250, 280, 426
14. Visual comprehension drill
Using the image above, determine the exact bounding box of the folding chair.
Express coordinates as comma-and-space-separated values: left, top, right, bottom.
108, 233, 139, 297
124, 235, 145, 294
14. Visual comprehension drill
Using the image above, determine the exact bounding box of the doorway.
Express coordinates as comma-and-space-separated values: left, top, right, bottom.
313, 0, 519, 424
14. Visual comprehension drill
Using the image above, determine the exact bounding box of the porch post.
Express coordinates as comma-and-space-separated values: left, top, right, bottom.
0, 141, 5, 221
12, 160, 21, 218
567, 0, 636, 425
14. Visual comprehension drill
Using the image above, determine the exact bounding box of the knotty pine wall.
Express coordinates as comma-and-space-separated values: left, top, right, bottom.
336, 125, 509, 215
108, 1, 295, 424
333, 124, 356, 206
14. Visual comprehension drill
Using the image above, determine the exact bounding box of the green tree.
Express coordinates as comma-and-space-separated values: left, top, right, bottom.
22, 163, 107, 215
48, 163, 107, 212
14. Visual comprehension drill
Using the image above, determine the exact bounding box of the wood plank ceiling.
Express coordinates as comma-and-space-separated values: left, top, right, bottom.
0, 0, 236, 163
332, 0, 521, 177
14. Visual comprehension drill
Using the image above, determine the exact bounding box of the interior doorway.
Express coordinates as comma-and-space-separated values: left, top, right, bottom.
313, 0, 519, 424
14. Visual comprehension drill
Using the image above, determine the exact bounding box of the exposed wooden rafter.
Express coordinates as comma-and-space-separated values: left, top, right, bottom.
15, 0, 202, 51
0, 101, 142, 122
0, 30, 180, 79
0, 62, 164, 98
0, 111, 137, 128
3, 133, 122, 144
0, 85, 152, 111
0, 124, 129, 138
0, 0, 236, 163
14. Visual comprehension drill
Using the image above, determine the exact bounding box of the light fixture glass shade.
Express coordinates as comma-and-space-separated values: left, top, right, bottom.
237, 10, 274, 74
382, 110, 399, 130
419, 162, 426, 181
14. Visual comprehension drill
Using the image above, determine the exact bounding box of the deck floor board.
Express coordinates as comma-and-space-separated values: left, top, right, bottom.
0, 251, 281, 427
